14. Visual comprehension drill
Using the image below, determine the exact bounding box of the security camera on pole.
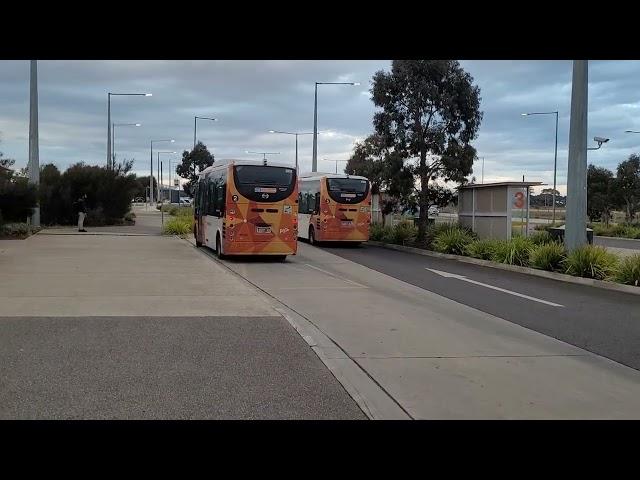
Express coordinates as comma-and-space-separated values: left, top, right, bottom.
565, 60, 589, 251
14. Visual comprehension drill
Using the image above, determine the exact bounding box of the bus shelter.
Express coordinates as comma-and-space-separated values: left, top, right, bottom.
458, 181, 543, 240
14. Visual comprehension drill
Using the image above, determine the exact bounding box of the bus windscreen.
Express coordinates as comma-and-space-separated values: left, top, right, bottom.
326, 178, 369, 204
233, 165, 296, 202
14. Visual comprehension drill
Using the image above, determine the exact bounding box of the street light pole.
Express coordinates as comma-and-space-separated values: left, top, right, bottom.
324, 159, 348, 174
482, 157, 485, 184
521, 110, 559, 223
269, 130, 314, 172
157, 151, 176, 203
312, 81, 359, 173
246, 151, 280, 162
150, 139, 175, 205
193, 116, 218, 150
112, 123, 141, 166
107, 92, 151, 169
565, 60, 589, 252
28, 60, 40, 227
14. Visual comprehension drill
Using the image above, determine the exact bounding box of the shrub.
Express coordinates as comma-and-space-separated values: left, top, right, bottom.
530, 230, 553, 245
0, 174, 38, 222
529, 242, 566, 271
38, 161, 138, 226
563, 245, 618, 280
464, 239, 500, 260
425, 222, 470, 249
432, 226, 475, 255
0, 223, 41, 238
172, 206, 193, 218
491, 236, 535, 266
163, 216, 193, 236
369, 223, 388, 241
614, 254, 640, 286
390, 222, 418, 245
124, 212, 136, 223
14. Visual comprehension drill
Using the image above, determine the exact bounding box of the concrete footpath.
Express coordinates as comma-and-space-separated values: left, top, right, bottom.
213, 241, 640, 420
0, 230, 365, 419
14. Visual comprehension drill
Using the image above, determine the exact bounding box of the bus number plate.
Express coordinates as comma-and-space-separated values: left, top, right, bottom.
257, 226, 271, 234
255, 187, 277, 193
341, 193, 356, 198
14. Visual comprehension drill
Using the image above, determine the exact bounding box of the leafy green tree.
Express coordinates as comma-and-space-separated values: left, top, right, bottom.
613, 154, 640, 223
346, 134, 415, 225
587, 164, 614, 224
175, 141, 214, 196
371, 60, 483, 244
38, 160, 137, 226
132, 175, 157, 201
0, 145, 38, 223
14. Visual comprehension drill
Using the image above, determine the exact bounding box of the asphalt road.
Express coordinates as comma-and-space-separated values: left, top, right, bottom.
322, 243, 640, 372
595, 236, 640, 250
0, 316, 366, 420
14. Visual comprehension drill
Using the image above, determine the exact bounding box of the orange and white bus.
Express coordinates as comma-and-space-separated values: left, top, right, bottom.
297, 173, 371, 245
193, 159, 298, 260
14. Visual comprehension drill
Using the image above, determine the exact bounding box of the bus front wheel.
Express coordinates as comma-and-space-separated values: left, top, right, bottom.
216, 234, 226, 259
195, 225, 202, 247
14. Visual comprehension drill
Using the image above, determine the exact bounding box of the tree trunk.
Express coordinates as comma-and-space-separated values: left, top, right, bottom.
417, 151, 429, 245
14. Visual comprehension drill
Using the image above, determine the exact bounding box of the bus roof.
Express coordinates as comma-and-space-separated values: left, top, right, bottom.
298, 172, 369, 182
198, 159, 296, 178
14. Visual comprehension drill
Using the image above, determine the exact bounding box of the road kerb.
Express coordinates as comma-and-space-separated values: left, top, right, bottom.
182, 236, 411, 420
366, 241, 640, 296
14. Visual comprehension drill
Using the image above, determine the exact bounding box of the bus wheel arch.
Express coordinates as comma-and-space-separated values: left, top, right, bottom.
194, 224, 202, 247
215, 232, 225, 259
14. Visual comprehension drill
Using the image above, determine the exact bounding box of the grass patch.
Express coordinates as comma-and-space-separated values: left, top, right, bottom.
0, 223, 42, 239
563, 245, 618, 280
162, 216, 193, 236
614, 254, 640, 287
529, 242, 566, 272
464, 239, 500, 260
432, 226, 475, 255
491, 236, 535, 267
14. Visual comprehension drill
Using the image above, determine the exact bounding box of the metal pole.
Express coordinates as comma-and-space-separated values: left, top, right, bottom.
193, 117, 197, 150
107, 93, 111, 169
312, 83, 318, 173
481, 157, 484, 184
161, 160, 164, 228
565, 60, 589, 251
553, 111, 559, 224
157, 152, 160, 203
150, 141, 153, 206
295, 134, 298, 172
28, 60, 40, 227
112, 123, 115, 167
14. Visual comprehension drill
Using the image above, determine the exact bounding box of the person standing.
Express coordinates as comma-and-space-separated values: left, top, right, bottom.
75, 194, 88, 232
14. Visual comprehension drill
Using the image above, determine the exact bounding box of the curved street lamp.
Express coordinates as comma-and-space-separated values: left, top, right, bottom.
312, 81, 359, 172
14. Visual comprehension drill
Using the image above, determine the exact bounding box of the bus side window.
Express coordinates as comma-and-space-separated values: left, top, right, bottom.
213, 178, 222, 217
299, 190, 308, 214
193, 184, 199, 215
205, 178, 213, 216
314, 192, 320, 214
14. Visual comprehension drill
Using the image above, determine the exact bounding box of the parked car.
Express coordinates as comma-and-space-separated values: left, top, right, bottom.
428, 206, 439, 217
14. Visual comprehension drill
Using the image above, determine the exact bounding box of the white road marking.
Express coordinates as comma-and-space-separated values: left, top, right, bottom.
426, 268, 564, 307
304, 263, 368, 288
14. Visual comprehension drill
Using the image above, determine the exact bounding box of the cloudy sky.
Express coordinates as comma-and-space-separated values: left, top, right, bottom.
1, 60, 640, 194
